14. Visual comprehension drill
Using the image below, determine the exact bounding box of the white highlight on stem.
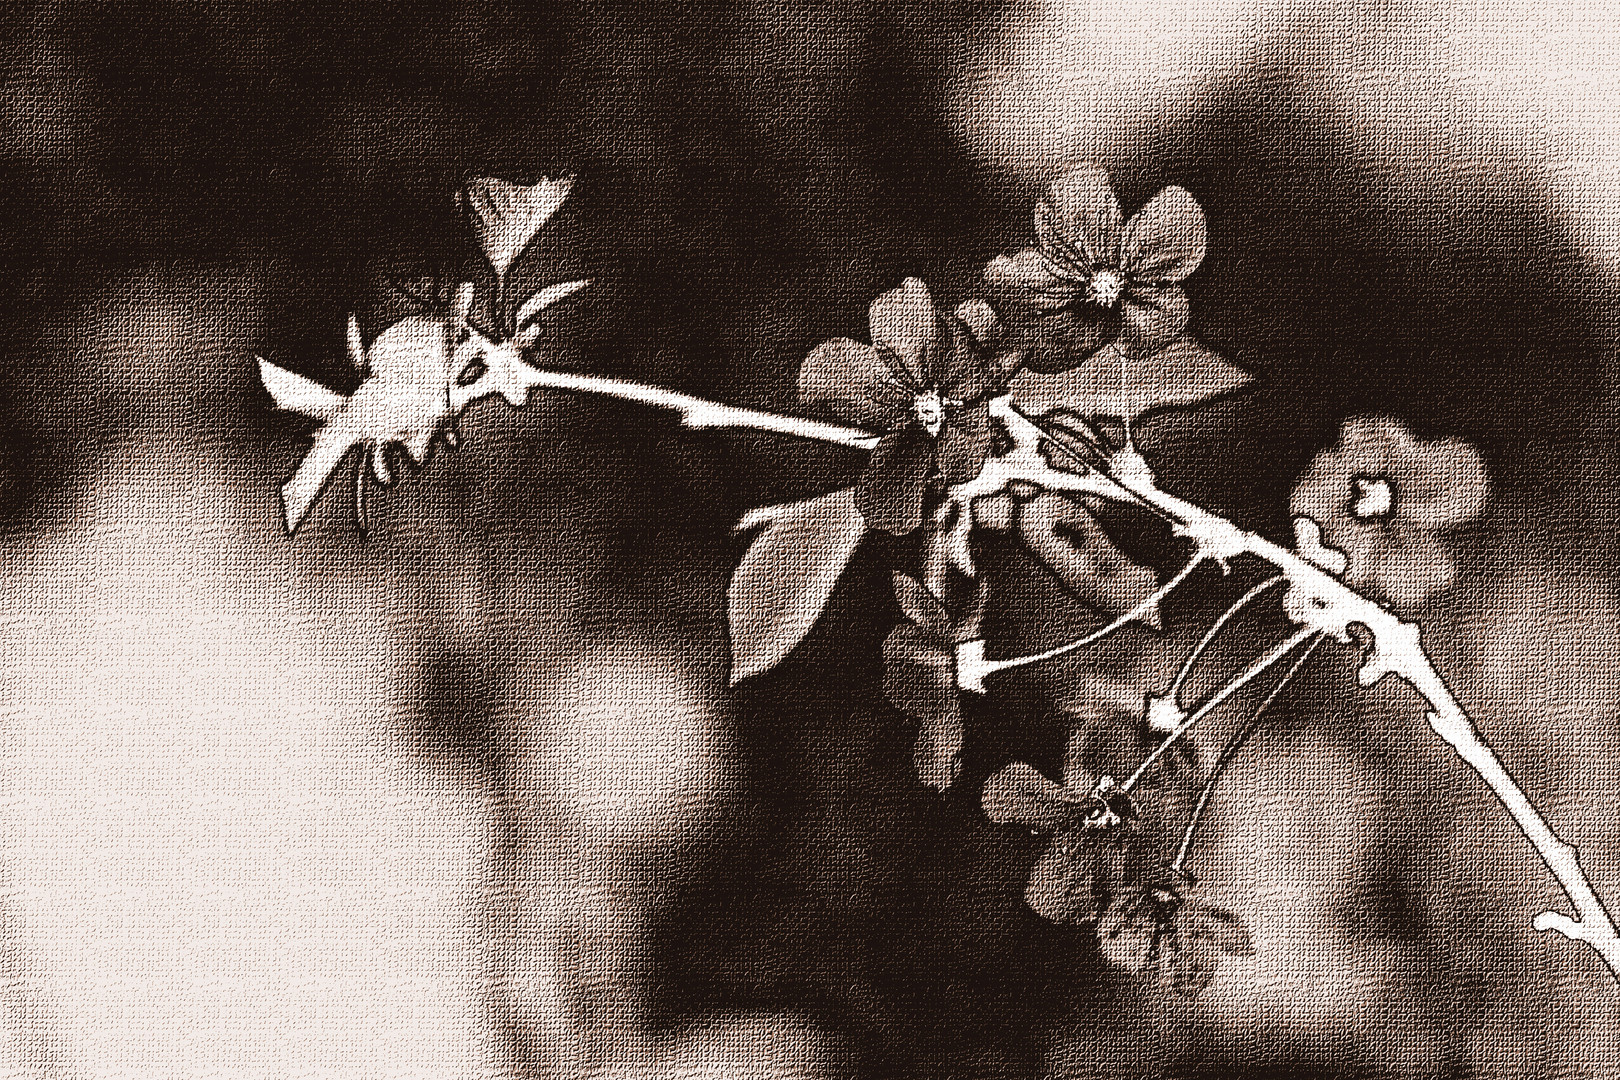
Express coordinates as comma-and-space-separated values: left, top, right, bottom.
1172, 633, 1327, 872
1122, 625, 1318, 793
955, 555, 1205, 692
476, 369, 1620, 984
1161, 574, 1286, 710
505, 368, 881, 449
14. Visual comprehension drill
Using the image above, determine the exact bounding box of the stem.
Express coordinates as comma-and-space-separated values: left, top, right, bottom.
440, 365, 1620, 983
1122, 626, 1317, 793
1172, 634, 1325, 871
522, 369, 879, 449
961, 556, 1204, 684
1164, 575, 1285, 708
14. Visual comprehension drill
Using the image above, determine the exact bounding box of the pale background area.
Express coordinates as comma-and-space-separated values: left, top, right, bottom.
3, 1, 1620, 1077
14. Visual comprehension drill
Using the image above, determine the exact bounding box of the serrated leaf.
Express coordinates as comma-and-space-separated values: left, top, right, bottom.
729, 487, 867, 684
1009, 334, 1252, 421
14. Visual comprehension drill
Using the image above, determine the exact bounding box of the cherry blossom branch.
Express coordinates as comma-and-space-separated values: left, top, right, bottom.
515, 368, 1620, 983
511, 368, 880, 449
1087, 430, 1620, 982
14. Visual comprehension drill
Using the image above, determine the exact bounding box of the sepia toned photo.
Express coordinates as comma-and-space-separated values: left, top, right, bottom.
3, 2, 1619, 1077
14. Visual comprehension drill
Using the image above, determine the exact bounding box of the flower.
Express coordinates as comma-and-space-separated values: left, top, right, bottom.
1290, 417, 1489, 613
882, 574, 987, 790
1096, 867, 1255, 998
981, 761, 1141, 924
799, 279, 1016, 534
985, 164, 1207, 373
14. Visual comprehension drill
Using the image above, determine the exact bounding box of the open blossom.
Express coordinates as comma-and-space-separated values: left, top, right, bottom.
1097, 866, 1255, 999
985, 164, 1207, 372
799, 279, 1017, 534
1290, 417, 1489, 613
981, 761, 1140, 924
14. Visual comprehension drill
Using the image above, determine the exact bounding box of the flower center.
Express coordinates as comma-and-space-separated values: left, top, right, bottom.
913, 389, 945, 437
1088, 269, 1125, 308
1350, 475, 1396, 521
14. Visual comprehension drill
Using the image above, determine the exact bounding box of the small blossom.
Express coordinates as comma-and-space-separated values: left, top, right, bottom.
883, 574, 986, 790
981, 761, 1140, 924
1290, 417, 1488, 613
1097, 867, 1256, 998
799, 279, 1018, 534
985, 164, 1207, 373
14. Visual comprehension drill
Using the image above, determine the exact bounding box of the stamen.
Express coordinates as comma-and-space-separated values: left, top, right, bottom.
913, 389, 945, 437
1088, 269, 1125, 308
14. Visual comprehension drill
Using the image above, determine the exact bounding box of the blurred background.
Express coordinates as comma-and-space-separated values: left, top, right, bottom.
2, 0, 1619, 1077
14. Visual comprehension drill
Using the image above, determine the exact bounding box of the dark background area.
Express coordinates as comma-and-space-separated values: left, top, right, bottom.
3, 2, 1618, 1079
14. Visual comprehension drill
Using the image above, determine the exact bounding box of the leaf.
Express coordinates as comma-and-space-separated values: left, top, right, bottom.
463, 175, 575, 280
1008, 334, 1252, 421
728, 487, 868, 684
1017, 493, 1160, 624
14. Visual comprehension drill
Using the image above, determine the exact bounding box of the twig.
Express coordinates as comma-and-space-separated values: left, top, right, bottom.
487, 365, 1620, 983
515, 368, 879, 449
1098, 437, 1620, 981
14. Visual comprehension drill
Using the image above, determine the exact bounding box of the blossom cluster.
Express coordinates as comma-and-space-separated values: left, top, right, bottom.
782, 164, 1490, 996
260, 164, 1499, 1000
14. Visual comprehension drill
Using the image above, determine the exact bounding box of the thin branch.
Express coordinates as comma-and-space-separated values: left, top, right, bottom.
439, 363, 1620, 983
517, 368, 879, 449
1173, 633, 1325, 871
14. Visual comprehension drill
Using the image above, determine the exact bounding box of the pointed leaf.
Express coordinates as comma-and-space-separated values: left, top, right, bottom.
729, 487, 867, 684
1009, 335, 1251, 421
464, 175, 574, 278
